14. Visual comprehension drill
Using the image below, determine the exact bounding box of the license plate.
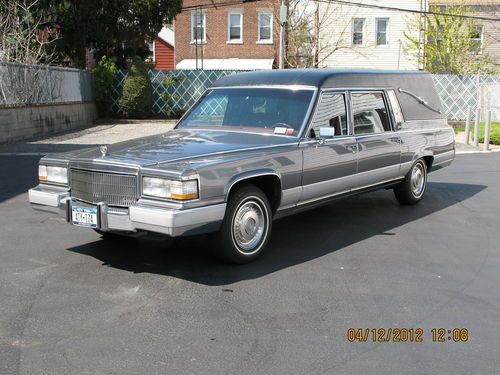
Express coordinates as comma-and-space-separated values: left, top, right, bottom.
71, 206, 98, 228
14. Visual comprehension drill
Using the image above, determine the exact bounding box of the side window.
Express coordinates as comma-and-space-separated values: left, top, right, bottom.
310, 92, 347, 138
351, 92, 391, 135
387, 89, 404, 125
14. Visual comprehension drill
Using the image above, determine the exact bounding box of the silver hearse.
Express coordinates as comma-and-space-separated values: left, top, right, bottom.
29, 69, 455, 263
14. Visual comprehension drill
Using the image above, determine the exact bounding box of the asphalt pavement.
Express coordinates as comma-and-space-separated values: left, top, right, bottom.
0, 151, 499, 375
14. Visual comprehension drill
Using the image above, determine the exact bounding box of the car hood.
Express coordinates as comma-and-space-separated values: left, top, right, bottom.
53, 128, 297, 167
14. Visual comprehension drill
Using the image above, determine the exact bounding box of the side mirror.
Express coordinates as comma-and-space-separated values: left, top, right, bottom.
395, 122, 403, 131
319, 127, 335, 138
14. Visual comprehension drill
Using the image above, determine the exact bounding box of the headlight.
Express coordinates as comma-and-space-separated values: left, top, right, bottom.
142, 177, 198, 200
39, 165, 68, 184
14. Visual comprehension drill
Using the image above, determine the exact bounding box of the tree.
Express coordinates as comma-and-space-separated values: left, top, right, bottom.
35, 0, 182, 68
0, 0, 61, 105
0, 0, 59, 65
285, 0, 362, 68
404, 3, 498, 74
93, 56, 118, 115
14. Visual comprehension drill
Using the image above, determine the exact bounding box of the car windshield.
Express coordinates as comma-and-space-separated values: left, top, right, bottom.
177, 88, 314, 135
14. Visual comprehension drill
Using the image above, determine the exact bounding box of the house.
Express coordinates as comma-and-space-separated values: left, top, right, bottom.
173, 0, 280, 70
151, 27, 175, 70
317, 0, 422, 70
429, 0, 500, 65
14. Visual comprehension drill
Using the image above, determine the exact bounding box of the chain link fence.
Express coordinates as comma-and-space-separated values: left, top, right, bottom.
432, 75, 500, 121
110, 69, 245, 115
0, 61, 94, 107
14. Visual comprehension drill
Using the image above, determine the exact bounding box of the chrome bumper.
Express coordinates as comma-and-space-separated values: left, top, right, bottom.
28, 185, 226, 237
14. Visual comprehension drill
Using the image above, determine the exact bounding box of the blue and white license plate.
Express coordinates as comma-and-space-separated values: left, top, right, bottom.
71, 206, 98, 228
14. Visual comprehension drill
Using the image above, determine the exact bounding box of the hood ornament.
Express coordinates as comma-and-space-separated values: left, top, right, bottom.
100, 145, 108, 158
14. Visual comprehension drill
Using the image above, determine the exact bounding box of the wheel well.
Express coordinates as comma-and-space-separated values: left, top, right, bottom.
227, 175, 281, 214
422, 156, 434, 171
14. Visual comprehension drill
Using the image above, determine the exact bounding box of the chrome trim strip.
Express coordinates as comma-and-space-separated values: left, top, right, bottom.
297, 176, 404, 207
299, 127, 452, 144
209, 85, 317, 90
277, 164, 404, 210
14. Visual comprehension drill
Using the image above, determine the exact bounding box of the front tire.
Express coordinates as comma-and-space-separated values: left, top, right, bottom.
216, 185, 272, 264
393, 159, 428, 205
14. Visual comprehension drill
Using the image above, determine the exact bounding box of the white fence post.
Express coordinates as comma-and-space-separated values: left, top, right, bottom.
484, 110, 492, 151
465, 106, 471, 144
474, 108, 481, 147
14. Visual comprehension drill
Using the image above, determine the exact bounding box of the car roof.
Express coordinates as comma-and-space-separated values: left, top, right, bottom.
211, 68, 429, 89
210, 68, 445, 121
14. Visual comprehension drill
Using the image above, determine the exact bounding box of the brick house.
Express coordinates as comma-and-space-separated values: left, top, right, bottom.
174, 0, 280, 70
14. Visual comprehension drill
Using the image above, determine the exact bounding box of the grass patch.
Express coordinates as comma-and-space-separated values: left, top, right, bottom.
454, 122, 500, 145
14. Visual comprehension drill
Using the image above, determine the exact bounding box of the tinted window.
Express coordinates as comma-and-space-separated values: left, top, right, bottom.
352, 92, 391, 134
310, 93, 347, 138
178, 88, 314, 134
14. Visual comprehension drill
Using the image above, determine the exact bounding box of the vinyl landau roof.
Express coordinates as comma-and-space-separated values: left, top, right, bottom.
212, 69, 428, 89
211, 69, 445, 121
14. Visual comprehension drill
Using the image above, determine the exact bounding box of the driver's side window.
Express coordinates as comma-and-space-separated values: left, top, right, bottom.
309, 92, 347, 138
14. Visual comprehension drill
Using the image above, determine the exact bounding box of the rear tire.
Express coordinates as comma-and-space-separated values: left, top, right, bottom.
393, 159, 428, 205
216, 185, 272, 264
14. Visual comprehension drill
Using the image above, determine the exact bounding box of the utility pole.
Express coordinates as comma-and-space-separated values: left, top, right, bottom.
278, 0, 288, 69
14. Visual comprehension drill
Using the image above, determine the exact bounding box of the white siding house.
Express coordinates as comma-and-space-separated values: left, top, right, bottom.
318, 0, 422, 70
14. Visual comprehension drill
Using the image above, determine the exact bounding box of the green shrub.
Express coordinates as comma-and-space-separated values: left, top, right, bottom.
456, 122, 500, 145
478, 122, 500, 145
160, 75, 181, 117
119, 57, 153, 117
92, 56, 118, 115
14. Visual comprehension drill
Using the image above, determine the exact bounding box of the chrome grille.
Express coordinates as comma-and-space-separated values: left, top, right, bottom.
70, 169, 138, 206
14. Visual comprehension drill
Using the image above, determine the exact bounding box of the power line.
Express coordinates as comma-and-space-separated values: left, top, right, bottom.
316, 0, 500, 22
181, 0, 500, 22
181, 0, 261, 12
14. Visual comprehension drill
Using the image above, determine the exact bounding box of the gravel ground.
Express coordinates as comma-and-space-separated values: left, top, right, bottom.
30, 119, 177, 145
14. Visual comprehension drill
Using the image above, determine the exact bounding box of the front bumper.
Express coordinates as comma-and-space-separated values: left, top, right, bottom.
28, 185, 226, 237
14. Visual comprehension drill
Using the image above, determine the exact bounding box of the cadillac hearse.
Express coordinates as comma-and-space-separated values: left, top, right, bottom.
29, 69, 455, 263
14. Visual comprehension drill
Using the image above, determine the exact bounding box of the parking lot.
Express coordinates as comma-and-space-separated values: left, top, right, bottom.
0, 151, 499, 375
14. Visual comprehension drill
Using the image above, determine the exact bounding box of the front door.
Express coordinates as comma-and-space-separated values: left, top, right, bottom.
299, 91, 358, 204
350, 91, 401, 188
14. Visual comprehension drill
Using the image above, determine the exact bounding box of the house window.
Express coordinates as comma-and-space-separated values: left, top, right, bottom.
258, 11, 273, 43
228, 11, 243, 43
145, 40, 154, 62
376, 18, 389, 46
191, 10, 206, 43
470, 25, 483, 53
352, 18, 365, 45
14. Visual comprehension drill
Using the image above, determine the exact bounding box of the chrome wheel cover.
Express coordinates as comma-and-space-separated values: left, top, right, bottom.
232, 199, 266, 254
411, 163, 425, 197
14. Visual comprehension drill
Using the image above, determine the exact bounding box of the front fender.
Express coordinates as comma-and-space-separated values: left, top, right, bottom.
224, 169, 282, 201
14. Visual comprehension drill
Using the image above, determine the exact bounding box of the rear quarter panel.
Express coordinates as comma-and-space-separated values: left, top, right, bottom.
398, 118, 455, 174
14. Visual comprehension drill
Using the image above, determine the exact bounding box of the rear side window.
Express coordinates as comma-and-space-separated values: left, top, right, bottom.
309, 92, 348, 138
351, 92, 391, 135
